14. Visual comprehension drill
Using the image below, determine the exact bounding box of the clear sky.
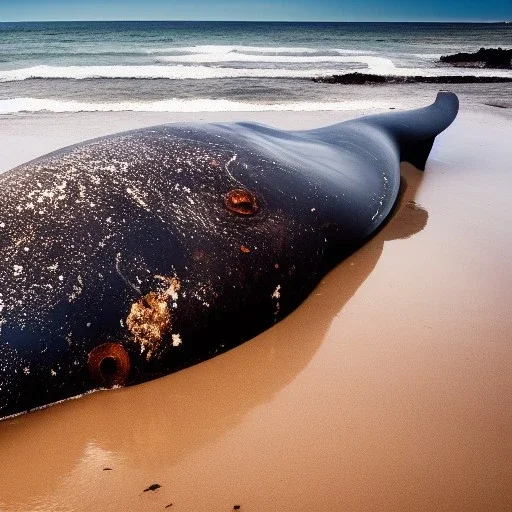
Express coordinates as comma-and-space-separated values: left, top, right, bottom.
0, 0, 511, 22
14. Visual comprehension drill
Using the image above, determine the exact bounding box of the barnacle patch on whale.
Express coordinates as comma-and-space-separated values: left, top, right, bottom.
126, 275, 181, 359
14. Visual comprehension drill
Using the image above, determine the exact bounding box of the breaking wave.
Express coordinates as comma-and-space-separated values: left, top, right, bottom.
1, 57, 511, 82
0, 97, 391, 114
0, 65, 346, 81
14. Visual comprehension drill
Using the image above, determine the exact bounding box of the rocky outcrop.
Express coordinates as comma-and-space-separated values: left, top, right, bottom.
440, 48, 512, 69
312, 72, 512, 84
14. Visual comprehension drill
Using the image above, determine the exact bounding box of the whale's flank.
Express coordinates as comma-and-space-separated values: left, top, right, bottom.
0, 93, 459, 419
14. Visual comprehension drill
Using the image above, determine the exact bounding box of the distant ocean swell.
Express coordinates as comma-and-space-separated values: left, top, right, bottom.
146, 45, 368, 56
0, 45, 368, 61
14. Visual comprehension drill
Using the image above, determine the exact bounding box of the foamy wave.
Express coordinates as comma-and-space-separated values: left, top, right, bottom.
0, 97, 389, 114
2, 59, 511, 82
145, 45, 368, 56
0, 65, 343, 81
413, 53, 444, 59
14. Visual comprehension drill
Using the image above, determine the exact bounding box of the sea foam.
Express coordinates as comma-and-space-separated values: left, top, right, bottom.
1, 60, 511, 82
0, 65, 345, 81
0, 97, 391, 114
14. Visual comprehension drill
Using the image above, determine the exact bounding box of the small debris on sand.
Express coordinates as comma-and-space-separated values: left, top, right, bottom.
143, 483, 162, 492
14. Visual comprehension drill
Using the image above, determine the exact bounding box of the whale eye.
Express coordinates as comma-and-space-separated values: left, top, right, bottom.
88, 342, 131, 388
225, 189, 259, 216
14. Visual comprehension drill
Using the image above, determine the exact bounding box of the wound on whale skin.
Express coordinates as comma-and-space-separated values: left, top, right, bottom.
225, 188, 259, 216
88, 343, 131, 388
0, 92, 459, 419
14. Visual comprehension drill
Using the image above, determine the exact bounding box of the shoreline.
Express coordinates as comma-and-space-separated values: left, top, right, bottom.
2, 79, 511, 116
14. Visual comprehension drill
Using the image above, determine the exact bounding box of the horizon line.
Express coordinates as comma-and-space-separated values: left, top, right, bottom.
0, 19, 510, 24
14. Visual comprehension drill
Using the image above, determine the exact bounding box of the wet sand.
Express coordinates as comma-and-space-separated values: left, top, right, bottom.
0, 103, 511, 512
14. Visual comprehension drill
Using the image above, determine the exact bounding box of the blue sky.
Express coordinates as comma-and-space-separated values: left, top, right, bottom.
0, 0, 511, 22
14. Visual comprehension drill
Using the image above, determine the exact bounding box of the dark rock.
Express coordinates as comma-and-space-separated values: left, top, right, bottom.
485, 103, 510, 109
143, 483, 162, 492
312, 72, 387, 84
312, 72, 512, 85
440, 47, 512, 69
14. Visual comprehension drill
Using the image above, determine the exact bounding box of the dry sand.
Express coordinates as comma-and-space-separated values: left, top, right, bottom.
0, 102, 511, 512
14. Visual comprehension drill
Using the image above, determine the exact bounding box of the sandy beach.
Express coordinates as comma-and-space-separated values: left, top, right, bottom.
0, 99, 511, 512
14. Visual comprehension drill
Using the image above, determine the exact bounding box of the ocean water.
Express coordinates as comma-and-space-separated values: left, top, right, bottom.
0, 21, 511, 113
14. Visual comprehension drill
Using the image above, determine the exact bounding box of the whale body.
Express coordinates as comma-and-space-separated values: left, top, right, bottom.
0, 92, 458, 419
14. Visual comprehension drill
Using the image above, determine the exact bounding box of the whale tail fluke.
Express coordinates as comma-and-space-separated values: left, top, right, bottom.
304, 91, 459, 172
399, 135, 435, 171
362, 91, 459, 170
399, 91, 458, 170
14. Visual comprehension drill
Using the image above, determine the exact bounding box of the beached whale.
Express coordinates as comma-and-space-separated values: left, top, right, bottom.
0, 92, 458, 419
